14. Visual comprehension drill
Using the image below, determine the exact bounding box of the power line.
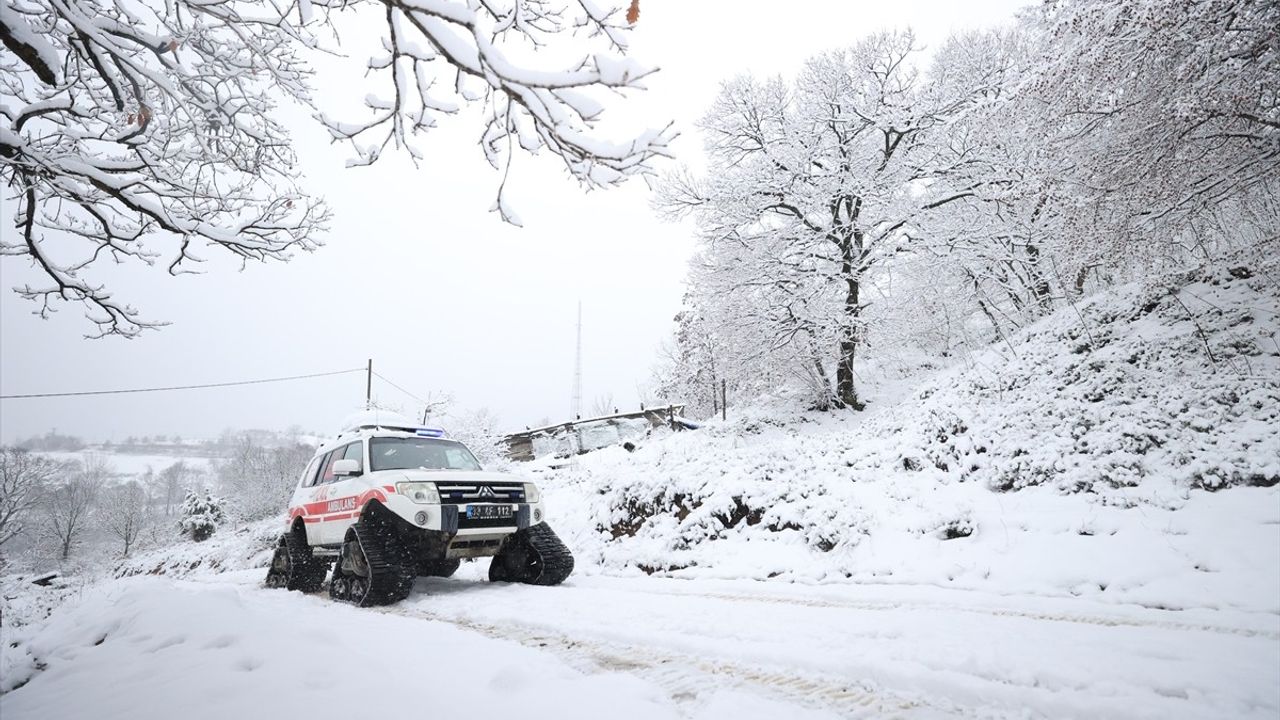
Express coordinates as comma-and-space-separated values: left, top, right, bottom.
371, 370, 437, 408
0, 367, 364, 400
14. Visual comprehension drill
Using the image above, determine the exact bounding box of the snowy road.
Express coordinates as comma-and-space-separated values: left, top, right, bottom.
393, 569, 1280, 719
4, 567, 1277, 720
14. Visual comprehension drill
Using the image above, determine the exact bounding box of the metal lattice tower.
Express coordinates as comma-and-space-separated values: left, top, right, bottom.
571, 301, 582, 419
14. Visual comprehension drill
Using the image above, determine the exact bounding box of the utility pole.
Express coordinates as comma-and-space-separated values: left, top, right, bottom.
366, 358, 372, 409
571, 302, 583, 419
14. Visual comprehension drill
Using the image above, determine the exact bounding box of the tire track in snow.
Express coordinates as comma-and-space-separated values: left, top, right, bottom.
591, 584, 1279, 640
376, 604, 959, 719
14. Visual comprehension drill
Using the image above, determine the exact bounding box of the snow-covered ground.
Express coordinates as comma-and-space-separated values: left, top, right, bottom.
3, 567, 1276, 719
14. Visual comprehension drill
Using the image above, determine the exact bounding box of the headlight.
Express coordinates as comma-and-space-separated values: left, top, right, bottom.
524, 482, 541, 503
396, 482, 440, 504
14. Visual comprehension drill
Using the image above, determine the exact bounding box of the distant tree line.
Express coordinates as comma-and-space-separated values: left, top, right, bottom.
0, 429, 320, 571
15, 430, 85, 453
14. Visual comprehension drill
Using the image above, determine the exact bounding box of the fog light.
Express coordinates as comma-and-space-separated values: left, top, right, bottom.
533, 508, 542, 522
414, 511, 428, 526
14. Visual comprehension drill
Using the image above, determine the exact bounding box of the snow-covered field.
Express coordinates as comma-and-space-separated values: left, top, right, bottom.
40, 450, 213, 478
3, 262, 1277, 718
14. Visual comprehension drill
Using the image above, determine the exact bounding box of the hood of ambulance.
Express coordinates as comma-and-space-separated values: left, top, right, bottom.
381, 469, 526, 485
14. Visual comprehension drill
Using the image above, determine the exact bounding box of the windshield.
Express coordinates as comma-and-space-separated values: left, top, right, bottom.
369, 437, 482, 472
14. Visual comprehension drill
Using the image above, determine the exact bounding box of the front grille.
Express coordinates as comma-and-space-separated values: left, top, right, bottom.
436, 481, 526, 503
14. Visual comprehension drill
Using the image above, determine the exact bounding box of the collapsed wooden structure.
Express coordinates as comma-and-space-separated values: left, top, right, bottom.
501, 404, 689, 462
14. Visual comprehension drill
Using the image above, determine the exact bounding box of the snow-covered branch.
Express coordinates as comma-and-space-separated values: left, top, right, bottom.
313, 0, 674, 224
1, 0, 326, 337
2, 0, 671, 336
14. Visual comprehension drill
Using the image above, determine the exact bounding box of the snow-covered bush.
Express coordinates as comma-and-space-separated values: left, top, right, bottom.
115, 517, 280, 580
178, 489, 226, 542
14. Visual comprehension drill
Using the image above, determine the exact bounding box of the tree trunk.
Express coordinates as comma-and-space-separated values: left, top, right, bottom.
836, 253, 865, 411
1074, 264, 1091, 295
1025, 243, 1053, 311
835, 325, 863, 410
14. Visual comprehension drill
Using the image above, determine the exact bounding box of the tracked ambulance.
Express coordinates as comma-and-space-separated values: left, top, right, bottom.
265, 411, 573, 606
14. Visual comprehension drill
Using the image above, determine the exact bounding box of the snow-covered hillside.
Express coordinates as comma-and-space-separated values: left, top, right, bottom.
535, 260, 1280, 612
110, 518, 280, 580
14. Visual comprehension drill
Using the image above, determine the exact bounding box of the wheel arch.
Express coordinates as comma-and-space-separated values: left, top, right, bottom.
359, 497, 397, 524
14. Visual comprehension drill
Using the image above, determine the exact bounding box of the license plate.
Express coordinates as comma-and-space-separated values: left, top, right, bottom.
466, 505, 513, 520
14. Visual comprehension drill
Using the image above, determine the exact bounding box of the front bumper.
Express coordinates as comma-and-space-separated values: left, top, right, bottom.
382, 493, 545, 535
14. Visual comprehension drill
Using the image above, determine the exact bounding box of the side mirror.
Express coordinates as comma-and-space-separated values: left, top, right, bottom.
333, 458, 362, 477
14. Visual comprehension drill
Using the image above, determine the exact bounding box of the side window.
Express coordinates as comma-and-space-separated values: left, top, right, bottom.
299, 457, 321, 488
318, 448, 342, 484
342, 441, 363, 465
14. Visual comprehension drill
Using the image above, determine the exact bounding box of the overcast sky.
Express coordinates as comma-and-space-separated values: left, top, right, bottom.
0, 0, 1029, 443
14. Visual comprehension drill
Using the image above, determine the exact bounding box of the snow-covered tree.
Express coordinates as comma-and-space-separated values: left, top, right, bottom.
589, 395, 617, 418
660, 31, 979, 409
0, 447, 62, 549
1025, 0, 1280, 271
1, 0, 671, 336
178, 487, 225, 542
652, 296, 730, 418
101, 480, 148, 557
215, 438, 313, 521
446, 408, 506, 468
40, 455, 106, 561
150, 461, 194, 517
659, 6, 1278, 411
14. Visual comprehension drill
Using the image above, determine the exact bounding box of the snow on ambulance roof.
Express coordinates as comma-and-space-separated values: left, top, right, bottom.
339, 409, 420, 432
330, 409, 448, 446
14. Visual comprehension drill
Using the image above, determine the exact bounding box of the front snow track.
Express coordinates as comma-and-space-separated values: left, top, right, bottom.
489, 523, 575, 586
329, 514, 416, 607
